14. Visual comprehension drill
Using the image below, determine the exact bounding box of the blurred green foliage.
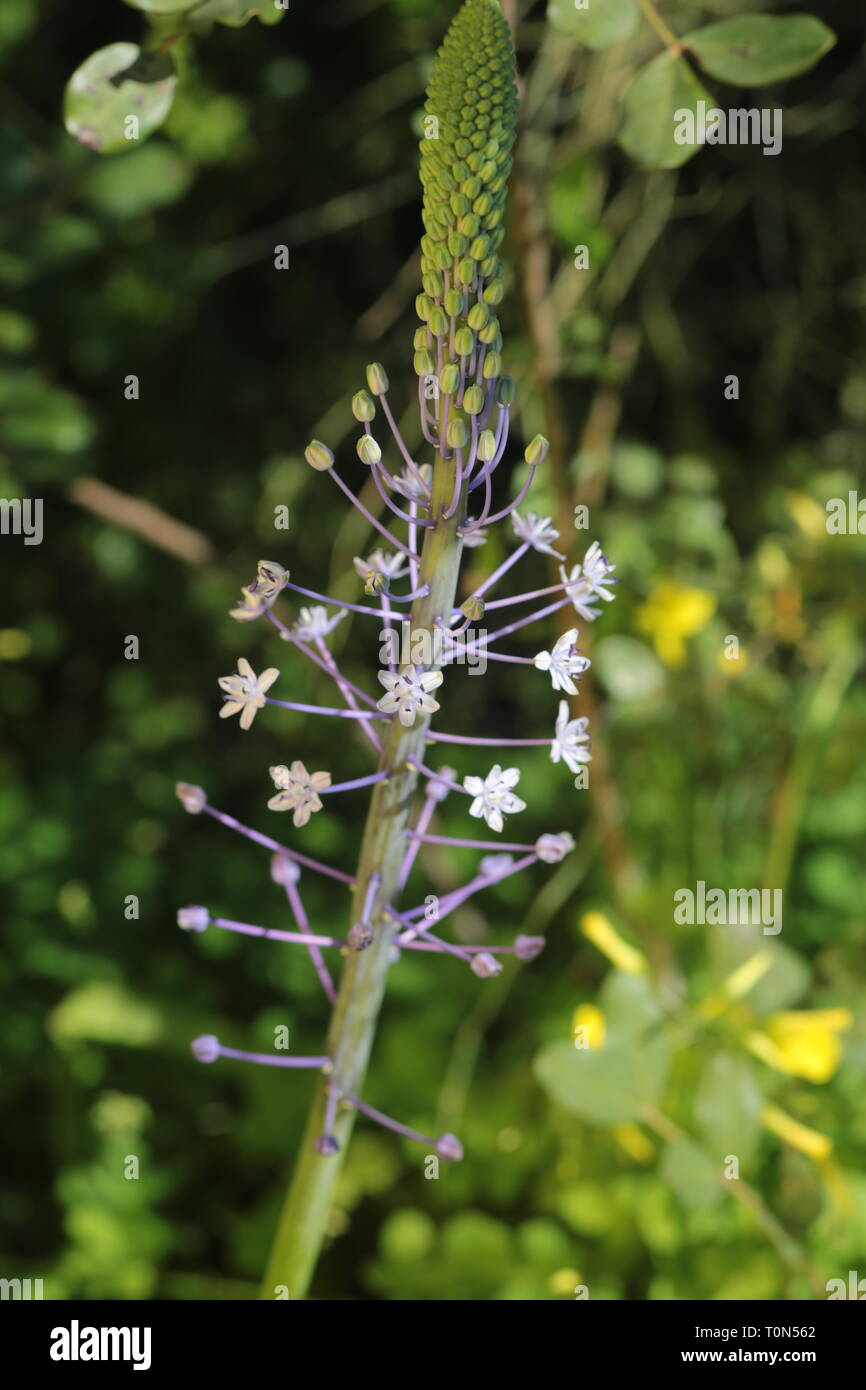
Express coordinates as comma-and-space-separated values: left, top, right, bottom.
1, 0, 864, 1301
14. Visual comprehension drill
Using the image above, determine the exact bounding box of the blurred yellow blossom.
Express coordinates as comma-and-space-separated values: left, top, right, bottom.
786, 490, 827, 543
762, 1103, 832, 1161
579, 911, 647, 975
746, 1008, 852, 1083
571, 1003, 606, 1050
696, 951, 772, 1019
636, 580, 716, 668
614, 1123, 655, 1164
549, 1268, 582, 1296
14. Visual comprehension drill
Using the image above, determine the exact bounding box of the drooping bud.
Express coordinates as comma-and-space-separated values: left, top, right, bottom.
270, 852, 300, 887
524, 434, 549, 467
366, 363, 389, 396
462, 384, 485, 416
356, 435, 382, 466
305, 440, 334, 471
496, 375, 516, 407
477, 429, 497, 463
461, 595, 485, 622
436, 1133, 464, 1162
446, 415, 469, 451
177, 905, 210, 933
439, 364, 460, 396
176, 782, 206, 814
535, 831, 575, 864
514, 934, 545, 961
471, 951, 503, 979
364, 570, 389, 596
352, 390, 376, 423
191, 1034, 220, 1063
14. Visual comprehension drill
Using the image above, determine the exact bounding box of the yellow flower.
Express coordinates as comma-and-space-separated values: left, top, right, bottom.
548, 1267, 582, 1297
614, 1123, 655, 1164
698, 951, 772, 1019
762, 1103, 832, 1161
746, 1008, 852, 1083
571, 1003, 606, 1050
636, 580, 716, 668
579, 911, 647, 976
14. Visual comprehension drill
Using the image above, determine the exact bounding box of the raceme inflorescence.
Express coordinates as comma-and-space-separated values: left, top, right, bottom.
174, 0, 617, 1295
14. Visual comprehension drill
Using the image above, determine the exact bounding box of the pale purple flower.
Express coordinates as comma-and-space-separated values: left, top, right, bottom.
550, 701, 591, 774
218, 658, 280, 730
471, 952, 503, 979
480, 853, 516, 879
177, 905, 210, 932
268, 760, 332, 827
377, 663, 443, 726
463, 764, 526, 833
292, 605, 347, 642
533, 629, 589, 696
511, 510, 563, 558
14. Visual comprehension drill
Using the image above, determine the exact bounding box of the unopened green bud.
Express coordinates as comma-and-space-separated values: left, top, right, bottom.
439, 363, 460, 396
413, 326, 429, 350
305, 440, 334, 471
458, 213, 480, 238
366, 362, 389, 396
478, 315, 499, 344
446, 415, 469, 451
364, 570, 389, 595
463, 384, 485, 416
352, 390, 376, 423
422, 271, 444, 299
428, 307, 449, 339
461, 596, 485, 622
483, 279, 505, 305
448, 232, 469, 258
415, 294, 433, 322
414, 348, 436, 377
444, 289, 464, 317
467, 302, 490, 331
470, 234, 491, 260
357, 434, 382, 466
457, 257, 477, 286
496, 375, 516, 407
454, 326, 474, 356
482, 350, 502, 380
524, 433, 549, 466
477, 428, 497, 463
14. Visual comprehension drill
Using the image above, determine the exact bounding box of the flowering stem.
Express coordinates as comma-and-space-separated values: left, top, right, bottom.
261, 449, 466, 1300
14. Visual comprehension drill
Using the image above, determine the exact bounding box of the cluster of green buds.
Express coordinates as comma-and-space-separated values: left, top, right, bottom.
415, 0, 519, 455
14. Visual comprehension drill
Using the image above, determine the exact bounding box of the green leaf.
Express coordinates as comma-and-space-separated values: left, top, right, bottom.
190, 0, 285, 27
534, 1032, 670, 1125
548, 0, 639, 50
619, 50, 711, 170
82, 143, 193, 218
660, 1140, 722, 1210
694, 1053, 763, 1166
685, 15, 836, 87
64, 43, 177, 155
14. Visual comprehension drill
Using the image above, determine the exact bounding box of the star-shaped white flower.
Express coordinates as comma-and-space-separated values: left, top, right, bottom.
387, 464, 433, 502
511, 510, 564, 558
218, 658, 279, 730
461, 519, 489, 549
560, 541, 616, 620
292, 605, 347, 642
267, 761, 332, 827
463, 765, 526, 833
376, 663, 443, 726
533, 629, 589, 696
550, 700, 591, 774
353, 549, 409, 581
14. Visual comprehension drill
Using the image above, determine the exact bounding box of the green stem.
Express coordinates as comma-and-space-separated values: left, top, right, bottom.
633, 0, 682, 53
260, 452, 465, 1300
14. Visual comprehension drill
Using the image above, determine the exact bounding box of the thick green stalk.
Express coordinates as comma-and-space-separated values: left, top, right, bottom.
261, 457, 464, 1299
